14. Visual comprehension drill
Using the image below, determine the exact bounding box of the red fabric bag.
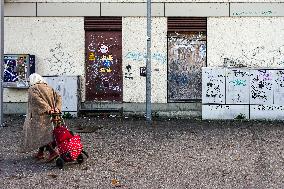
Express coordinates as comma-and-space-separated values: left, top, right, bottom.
53, 125, 83, 161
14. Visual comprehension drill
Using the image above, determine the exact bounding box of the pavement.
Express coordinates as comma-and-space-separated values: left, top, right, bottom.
0, 114, 284, 189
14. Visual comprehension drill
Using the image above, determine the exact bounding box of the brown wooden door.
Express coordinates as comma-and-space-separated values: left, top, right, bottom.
85, 31, 123, 101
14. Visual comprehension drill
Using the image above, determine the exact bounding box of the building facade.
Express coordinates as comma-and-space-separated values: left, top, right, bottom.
3, 0, 284, 117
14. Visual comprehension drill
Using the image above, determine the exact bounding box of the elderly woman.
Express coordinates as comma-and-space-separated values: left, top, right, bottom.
23, 73, 62, 162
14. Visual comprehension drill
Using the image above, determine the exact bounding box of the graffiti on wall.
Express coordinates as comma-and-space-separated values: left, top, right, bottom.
3, 54, 35, 87
125, 52, 166, 64
85, 31, 122, 101
232, 10, 273, 16
253, 105, 284, 111
272, 70, 284, 105
43, 76, 79, 113
226, 68, 250, 104
204, 68, 284, 105
125, 64, 133, 79
202, 104, 249, 120
243, 45, 284, 66
250, 104, 284, 119
223, 57, 246, 67
222, 45, 284, 67
202, 68, 284, 119
202, 68, 225, 104
250, 69, 273, 104
168, 32, 206, 101
87, 44, 120, 90
45, 43, 76, 75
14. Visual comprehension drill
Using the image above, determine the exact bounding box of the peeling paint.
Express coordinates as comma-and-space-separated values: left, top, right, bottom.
168, 32, 206, 101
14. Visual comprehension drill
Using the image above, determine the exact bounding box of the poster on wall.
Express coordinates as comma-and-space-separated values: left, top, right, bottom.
3, 54, 35, 88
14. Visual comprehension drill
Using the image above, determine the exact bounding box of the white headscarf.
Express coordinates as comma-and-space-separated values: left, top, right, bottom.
29, 73, 46, 86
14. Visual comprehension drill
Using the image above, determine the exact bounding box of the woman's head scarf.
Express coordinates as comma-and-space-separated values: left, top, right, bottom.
29, 73, 46, 86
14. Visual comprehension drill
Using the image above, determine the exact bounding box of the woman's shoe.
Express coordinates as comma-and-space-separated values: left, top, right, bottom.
34, 152, 44, 160
47, 151, 59, 162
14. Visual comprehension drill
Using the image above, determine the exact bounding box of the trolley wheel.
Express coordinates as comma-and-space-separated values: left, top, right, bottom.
56, 157, 64, 169
77, 154, 84, 164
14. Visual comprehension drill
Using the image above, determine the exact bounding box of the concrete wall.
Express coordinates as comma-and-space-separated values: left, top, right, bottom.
3, 1, 284, 116
4, 0, 284, 3
123, 17, 167, 103
4, 17, 85, 103
5, 2, 284, 17
207, 17, 284, 68
202, 67, 284, 120
4, 16, 168, 104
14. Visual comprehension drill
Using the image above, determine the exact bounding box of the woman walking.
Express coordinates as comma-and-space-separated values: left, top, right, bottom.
22, 73, 62, 162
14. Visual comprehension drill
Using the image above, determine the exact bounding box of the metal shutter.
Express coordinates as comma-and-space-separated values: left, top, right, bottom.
167, 17, 207, 32
84, 17, 122, 31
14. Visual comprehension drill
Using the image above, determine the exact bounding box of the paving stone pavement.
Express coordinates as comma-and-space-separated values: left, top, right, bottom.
0, 115, 284, 189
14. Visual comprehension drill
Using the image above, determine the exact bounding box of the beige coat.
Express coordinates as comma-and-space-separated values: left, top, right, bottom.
22, 83, 62, 152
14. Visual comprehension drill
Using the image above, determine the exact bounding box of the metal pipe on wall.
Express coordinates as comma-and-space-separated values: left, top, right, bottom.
146, 0, 152, 124
0, 0, 4, 127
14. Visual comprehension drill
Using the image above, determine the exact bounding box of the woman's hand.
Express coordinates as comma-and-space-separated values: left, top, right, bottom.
49, 108, 61, 115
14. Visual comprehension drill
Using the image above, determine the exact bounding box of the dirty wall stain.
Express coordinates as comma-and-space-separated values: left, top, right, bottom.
46, 43, 76, 75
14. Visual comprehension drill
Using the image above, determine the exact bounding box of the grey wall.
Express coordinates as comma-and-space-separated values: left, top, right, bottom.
5, 2, 284, 17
